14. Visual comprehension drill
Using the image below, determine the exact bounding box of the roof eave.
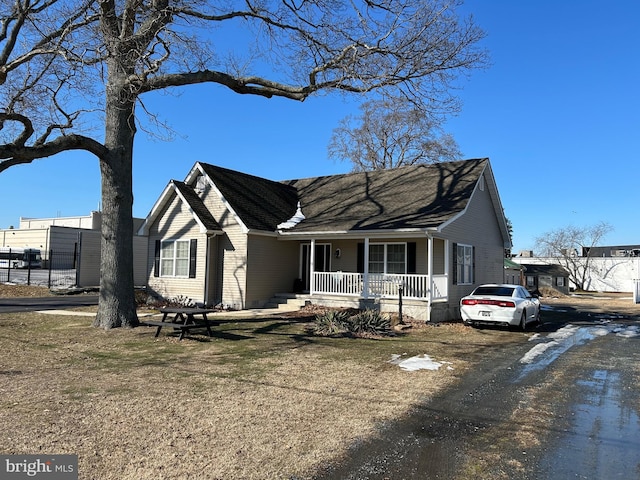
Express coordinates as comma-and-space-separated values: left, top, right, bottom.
276, 227, 438, 240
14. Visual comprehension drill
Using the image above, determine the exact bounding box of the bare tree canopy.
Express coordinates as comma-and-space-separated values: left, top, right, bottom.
328, 96, 463, 171
0, 0, 488, 328
535, 221, 613, 291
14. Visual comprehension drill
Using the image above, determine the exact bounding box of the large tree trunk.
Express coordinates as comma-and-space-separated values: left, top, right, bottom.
93, 73, 139, 329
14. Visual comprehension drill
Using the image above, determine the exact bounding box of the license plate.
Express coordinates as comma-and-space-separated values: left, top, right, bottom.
480, 311, 491, 317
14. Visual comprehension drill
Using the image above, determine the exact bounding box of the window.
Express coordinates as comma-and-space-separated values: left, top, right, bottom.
160, 240, 190, 277
556, 277, 565, 287
526, 276, 535, 287
369, 243, 406, 274
456, 244, 473, 284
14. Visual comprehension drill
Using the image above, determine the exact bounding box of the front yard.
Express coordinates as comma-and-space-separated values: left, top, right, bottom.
0, 302, 526, 479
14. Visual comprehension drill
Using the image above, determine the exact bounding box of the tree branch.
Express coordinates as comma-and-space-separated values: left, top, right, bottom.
0, 132, 107, 172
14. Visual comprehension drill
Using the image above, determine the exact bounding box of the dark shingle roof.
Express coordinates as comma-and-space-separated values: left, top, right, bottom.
172, 180, 223, 232
284, 158, 488, 232
197, 158, 488, 233
198, 163, 299, 231
519, 264, 570, 277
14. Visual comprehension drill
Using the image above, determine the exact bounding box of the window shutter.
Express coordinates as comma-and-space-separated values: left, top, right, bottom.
452, 243, 457, 285
357, 243, 364, 273
472, 246, 476, 284
189, 239, 197, 278
154, 240, 161, 277
407, 242, 416, 274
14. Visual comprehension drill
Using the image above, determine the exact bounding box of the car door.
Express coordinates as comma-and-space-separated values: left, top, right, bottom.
516, 287, 531, 321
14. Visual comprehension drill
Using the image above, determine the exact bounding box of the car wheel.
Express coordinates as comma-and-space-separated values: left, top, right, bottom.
520, 311, 527, 331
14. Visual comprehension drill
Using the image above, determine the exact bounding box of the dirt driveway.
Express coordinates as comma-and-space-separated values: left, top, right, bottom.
316, 293, 640, 479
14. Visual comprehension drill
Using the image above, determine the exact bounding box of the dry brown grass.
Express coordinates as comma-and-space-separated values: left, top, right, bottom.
0, 305, 524, 480
0, 283, 52, 297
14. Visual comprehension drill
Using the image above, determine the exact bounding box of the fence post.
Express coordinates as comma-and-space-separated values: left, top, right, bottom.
398, 285, 403, 323
6, 248, 11, 283
48, 249, 53, 288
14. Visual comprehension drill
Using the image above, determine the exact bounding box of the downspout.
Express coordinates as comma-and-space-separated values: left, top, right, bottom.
204, 235, 211, 306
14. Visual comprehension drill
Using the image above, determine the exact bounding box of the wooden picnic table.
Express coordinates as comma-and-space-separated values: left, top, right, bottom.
143, 307, 217, 340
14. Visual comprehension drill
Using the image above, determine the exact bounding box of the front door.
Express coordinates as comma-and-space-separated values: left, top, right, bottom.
301, 243, 331, 291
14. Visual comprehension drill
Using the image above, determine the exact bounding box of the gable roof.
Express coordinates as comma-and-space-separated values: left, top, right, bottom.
198, 163, 299, 232
137, 180, 224, 235
142, 158, 510, 246
519, 263, 570, 277
282, 158, 489, 233
172, 181, 223, 232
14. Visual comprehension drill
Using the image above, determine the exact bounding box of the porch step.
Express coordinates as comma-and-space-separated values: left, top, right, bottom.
265, 293, 310, 310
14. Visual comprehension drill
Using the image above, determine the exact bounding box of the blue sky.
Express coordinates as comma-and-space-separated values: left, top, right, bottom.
0, 0, 638, 254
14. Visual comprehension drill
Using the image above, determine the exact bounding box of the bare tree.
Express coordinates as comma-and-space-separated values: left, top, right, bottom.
328, 95, 462, 171
0, 0, 488, 329
535, 222, 613, 291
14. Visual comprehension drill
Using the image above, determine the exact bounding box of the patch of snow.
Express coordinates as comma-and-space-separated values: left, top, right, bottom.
389, 354, 452, 371
520, 342, 557, 364
277, 202, 305, 229
616, 326, 640, 338
547, 324, 581, 341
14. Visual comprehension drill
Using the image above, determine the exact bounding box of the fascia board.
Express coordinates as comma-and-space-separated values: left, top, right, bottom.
276, 228, 433, 240
195, 162, 250, 234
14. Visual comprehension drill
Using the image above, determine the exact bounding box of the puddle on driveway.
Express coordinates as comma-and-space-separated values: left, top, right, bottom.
538, 369, 640, 478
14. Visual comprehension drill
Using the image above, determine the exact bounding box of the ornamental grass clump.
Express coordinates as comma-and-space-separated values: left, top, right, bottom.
313, 309, 392, 337
313, 309, 351, 336
347, 309, 392, 335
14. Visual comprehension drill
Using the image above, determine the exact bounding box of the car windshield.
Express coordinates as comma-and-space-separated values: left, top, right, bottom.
473, 286, 515, 297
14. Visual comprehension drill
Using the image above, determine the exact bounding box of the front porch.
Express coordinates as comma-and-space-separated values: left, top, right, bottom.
312, 271, 448, 301
289, 236, 452, 321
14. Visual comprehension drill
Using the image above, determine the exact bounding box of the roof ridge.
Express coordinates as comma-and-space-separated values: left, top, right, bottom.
280, 158, 488, 184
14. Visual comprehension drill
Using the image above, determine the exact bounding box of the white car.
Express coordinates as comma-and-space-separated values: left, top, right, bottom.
460, 284, 540, 329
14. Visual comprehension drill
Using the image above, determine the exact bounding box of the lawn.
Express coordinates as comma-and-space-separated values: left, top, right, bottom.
0, 306, 525, 479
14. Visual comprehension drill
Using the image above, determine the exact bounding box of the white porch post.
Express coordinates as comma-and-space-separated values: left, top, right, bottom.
310, 239, 316, 294
363, 237, 370, 299
427, 235, 434, 321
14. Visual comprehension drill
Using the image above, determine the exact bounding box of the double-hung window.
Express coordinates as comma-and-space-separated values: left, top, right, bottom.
456, 244, 474, 285
160, 240, 190, 277
369, 243, 406, 274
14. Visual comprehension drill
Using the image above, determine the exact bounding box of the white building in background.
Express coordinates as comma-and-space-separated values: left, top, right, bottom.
512, 248, 640, 294
1, 211, 147, 287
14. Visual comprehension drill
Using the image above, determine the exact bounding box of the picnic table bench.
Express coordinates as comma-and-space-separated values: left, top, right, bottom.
143, 307, 217, 340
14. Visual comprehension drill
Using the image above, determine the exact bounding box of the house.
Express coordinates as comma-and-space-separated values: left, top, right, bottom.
504, 257, 524, 285
138, 158, 511, 321
520, 263, 570, 295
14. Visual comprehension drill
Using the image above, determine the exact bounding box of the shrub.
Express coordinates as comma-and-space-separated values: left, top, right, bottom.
313, 309, 350, 336
313, 308, 392, 336
347, 309, 391, 335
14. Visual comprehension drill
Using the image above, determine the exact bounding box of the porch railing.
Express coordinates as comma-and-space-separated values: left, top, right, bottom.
312, 272, 448, 301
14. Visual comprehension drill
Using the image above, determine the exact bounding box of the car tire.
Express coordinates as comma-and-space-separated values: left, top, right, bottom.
520, 311, 527, 331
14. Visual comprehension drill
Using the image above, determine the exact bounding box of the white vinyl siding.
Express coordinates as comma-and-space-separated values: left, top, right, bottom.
146, 193, 207, 303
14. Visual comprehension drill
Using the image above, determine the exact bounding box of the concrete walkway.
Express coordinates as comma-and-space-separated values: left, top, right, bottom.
36, 304, 303, 319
